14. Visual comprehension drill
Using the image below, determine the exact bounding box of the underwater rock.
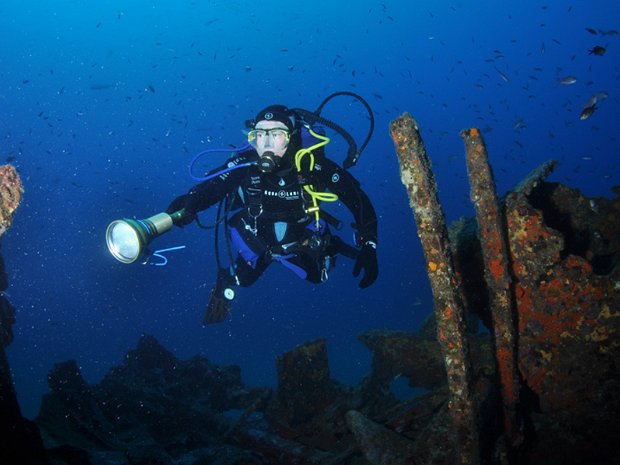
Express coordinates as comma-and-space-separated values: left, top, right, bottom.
0, 164, 23, 238
232, 424, 337, 465
36, 334, 268, 463
270, 338, 352, 425
359, 330, 445, 394
346, 410, 416, 465
0, 165, 49, 465
0, 325, 51, 465
0, 295, 16, 348
37, 360, 121, 451
261, 338, 363, 461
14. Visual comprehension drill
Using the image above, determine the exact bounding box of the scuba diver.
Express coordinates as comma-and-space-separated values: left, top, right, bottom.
166, 100, 378, 325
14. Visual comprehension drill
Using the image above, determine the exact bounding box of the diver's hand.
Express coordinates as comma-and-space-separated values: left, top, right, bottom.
353, 240, 378, 289
166, 193, 199, 227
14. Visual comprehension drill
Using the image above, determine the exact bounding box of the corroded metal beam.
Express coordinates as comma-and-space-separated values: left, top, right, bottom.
390, 113, 480, 465
461, 128, 521, 447
512, 160, 557, 197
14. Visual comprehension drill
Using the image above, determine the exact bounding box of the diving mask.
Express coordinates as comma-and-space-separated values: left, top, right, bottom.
247, 128, 290, 154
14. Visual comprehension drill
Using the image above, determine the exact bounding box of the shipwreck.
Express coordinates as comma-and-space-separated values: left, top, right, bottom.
1, 113, 618, 465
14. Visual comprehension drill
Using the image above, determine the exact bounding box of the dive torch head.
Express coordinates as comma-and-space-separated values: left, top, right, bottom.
106, 210, 184, 264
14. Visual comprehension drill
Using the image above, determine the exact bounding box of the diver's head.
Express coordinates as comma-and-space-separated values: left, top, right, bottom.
247, 105, 301, 172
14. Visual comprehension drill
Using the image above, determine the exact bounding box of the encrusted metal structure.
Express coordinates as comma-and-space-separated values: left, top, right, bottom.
461, 128, 520, 447
390, 113, 480, 465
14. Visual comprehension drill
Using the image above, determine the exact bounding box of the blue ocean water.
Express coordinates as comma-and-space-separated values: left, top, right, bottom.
1, 0, 617, 419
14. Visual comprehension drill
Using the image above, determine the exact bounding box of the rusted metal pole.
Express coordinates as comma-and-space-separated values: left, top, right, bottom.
390, 113, 480, 465
461, 128, 521, 447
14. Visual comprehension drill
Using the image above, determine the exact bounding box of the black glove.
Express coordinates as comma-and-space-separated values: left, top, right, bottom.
166, 192, 199, 227
353, 240, 378, 289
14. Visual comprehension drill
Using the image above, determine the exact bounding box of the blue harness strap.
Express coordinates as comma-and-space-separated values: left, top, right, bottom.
229, 226, 260, 268
271, 254, 308, 280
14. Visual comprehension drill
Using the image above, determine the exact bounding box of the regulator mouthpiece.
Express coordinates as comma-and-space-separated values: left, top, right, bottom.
258, 151, 278, 173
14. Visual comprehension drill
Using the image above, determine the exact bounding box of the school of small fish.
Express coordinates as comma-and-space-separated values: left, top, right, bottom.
3, 4, 617, 171
490, 24, 613, 123
577, 29, 613, 120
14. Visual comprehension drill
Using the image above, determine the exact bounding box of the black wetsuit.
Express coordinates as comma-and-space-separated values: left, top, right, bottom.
175, 147, 377, 286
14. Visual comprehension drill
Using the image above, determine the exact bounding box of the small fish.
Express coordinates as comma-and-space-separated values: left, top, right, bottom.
494, 67, 510, 82
585, 27, 598, 35
579, 104, 597, 120
584, 94, 598, 108
594, 91, 608, 101
588, 45, 606, 56
557, 75, 577, 85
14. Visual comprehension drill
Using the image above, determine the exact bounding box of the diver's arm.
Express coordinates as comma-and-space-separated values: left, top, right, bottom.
166, 151, 253, 224
316, 156, 378, 288
317, 157, 378, 243
186, 161, 245, 211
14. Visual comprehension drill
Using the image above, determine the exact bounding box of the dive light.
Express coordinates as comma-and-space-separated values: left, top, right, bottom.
106, 210, 185, 264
